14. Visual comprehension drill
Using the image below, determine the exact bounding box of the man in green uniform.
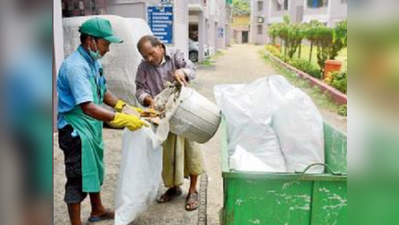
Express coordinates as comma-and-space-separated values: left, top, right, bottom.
57, 18, 147, 225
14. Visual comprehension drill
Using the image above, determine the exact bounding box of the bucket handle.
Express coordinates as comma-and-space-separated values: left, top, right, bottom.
297, 163, 343, 176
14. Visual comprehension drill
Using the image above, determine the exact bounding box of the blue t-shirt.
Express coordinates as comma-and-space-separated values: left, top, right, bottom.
57, 46, 106, 129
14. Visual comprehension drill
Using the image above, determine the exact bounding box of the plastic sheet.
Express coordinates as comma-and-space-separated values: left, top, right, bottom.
214, 78, 286, 172
215, 76, 325, 173
269, 76, 325, 173
115, 127, 162, 225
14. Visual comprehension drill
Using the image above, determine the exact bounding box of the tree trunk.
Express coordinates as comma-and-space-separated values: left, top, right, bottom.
284, 39, 288, 58
298, 41, 302, 58
309, 41, 314, 62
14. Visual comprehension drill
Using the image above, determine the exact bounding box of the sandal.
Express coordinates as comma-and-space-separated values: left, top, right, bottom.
157, 187, 183, 203
88, 208, 115, 222
185, 191, 199, 211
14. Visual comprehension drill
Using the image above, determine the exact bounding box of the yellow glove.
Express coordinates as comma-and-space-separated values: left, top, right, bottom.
115, 100, 144, 113
109, 113, 149, 131
114, 100, 127, 112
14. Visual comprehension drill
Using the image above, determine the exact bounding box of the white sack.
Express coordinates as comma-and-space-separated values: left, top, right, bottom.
269, 76, 325, 173
214, 78, 287, 172
230, 145, 278, 172
115, 127, 162, 225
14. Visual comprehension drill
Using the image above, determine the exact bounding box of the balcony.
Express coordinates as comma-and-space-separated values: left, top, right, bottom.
189, 0, 204, 12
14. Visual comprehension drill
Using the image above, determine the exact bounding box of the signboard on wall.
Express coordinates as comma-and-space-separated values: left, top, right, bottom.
147, 6, 174, 44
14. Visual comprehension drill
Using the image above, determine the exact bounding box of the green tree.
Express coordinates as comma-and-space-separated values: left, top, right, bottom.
305, 20, 323, 62
232, 0, 250, 16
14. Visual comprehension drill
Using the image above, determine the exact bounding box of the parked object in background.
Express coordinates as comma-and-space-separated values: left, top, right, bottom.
188, 38, 210, 62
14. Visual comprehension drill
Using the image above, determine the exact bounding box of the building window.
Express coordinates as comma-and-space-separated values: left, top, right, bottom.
307, 0, 328, 8
275, 0, 288, 11
257, 25, 263, 35
257, 1, 264, 11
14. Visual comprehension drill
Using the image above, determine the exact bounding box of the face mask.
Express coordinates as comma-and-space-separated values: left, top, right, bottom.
89, 39, 102, 60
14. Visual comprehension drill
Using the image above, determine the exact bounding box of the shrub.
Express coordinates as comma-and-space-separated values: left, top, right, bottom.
265, 45, 281, 58
338, 105, 347, 116
287, 58, 322, 79
325, 71, 347, 94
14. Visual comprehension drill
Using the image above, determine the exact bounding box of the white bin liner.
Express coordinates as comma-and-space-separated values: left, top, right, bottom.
230, 145, 278, 172
214, 76, 325, 173
214, 78, 287, 172
115, 127, 163, 225
269, 76, 324, 173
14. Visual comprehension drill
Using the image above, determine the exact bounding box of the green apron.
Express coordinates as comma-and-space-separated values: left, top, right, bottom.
64, 71, 106, 193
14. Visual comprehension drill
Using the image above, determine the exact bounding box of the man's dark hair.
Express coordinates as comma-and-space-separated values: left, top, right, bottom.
80, 33, 99, 44
137, 35, 163, 54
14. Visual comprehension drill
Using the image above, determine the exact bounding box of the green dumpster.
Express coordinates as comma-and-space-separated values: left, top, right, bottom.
220, 119, 347, 225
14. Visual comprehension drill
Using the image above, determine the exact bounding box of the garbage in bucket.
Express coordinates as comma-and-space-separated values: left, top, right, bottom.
151, 85, 221, 144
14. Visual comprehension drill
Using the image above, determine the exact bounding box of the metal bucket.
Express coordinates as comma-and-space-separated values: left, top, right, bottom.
169, 87, 221, 143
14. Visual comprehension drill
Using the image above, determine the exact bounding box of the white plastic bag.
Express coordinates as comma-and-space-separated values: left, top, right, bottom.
230, 145, 278, 172
214, 78, 287, 172
269, 76, 325, 173
115, 126, 163, 225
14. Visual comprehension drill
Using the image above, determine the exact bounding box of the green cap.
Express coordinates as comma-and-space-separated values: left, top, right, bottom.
79, 17, 123, 43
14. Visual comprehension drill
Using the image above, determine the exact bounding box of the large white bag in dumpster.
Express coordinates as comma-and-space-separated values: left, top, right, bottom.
230, 145, 278, 172
269, 76, 324, 173
115, 127, 162, 225
63, 15, 152, 106
214, 78, 287, 172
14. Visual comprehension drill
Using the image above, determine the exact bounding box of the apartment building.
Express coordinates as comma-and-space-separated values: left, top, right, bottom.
250, 0, 347, 45
189, 0, 232, 61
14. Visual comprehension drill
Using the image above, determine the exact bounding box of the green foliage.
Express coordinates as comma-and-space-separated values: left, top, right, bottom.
268, 19, 347, 70
324, 71, 347, 94
334, 20, 347, 47
266, 45, 322, 79
265, 45, 281, 58
338, 105, 347, 116
312, 20, 347, 70
287, 58, 322, 79
232, 0, 250, 16
268, 23, 280, 44
304, 20, 323, 62
286, 23, 306, 58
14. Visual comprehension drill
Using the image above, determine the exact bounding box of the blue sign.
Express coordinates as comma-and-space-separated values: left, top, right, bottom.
148, 6, 173, 44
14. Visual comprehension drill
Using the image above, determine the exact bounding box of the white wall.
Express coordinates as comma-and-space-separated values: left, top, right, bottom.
107, 2, 147, 20
106, 0, 189, 55
54, 0, 65, 72
173, 0, 189, 56
329, 0, 347, 27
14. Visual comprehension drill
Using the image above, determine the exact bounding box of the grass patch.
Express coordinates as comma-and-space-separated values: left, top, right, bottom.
199, 50, 225, 67
262, 52, 343, 115
199, 57, 214, 66
280, 44, 347, 72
